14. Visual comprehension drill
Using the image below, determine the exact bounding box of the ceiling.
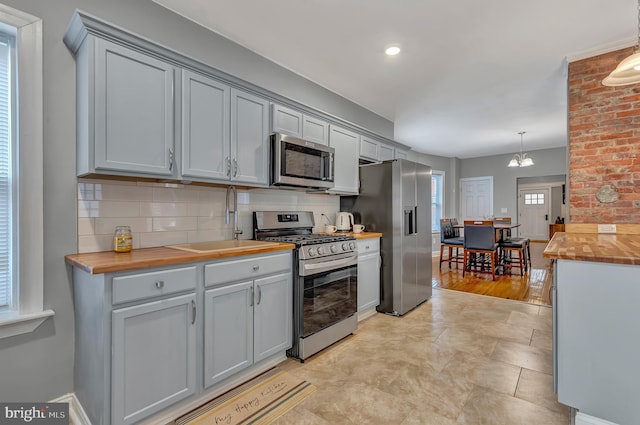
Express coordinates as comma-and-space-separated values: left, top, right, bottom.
153, 0, 637, 159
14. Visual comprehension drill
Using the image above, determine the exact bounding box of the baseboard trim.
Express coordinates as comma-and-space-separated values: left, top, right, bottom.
575, 412, 619, 425
49, 393, 91, 425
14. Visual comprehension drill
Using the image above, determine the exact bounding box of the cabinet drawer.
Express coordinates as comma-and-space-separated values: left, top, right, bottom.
112, 266, 197, 305
205, 252, 291, 287
357, 238, 380, 254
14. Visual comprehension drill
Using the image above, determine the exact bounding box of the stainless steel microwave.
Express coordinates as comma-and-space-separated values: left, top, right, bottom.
271, 133, 335, 189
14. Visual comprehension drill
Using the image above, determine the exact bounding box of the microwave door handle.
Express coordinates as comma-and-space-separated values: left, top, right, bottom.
328, 153, 334, 181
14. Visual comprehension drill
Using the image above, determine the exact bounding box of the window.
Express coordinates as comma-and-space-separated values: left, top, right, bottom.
431, 171, 444, 232
0, 32, 13, 311
0, 5, 51, 339
524, 193, 545, 205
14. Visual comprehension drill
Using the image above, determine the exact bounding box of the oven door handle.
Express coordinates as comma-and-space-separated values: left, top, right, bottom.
301, 255, 358, 276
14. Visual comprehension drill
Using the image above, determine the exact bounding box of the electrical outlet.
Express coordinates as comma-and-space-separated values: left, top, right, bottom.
598, 224, 617, 233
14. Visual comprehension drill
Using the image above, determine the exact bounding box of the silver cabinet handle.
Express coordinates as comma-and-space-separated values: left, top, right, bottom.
252, 265, 260, 271
232, 158, 238, 177
191, 300, 196, 325
256, 285, 262, 305
250, 286, 254, 307
225, 157, 231, 176
168, 148, 174, 171
155, 281, 165, 289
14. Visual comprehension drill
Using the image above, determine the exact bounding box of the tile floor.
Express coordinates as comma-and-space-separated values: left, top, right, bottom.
274, 288, 570, 425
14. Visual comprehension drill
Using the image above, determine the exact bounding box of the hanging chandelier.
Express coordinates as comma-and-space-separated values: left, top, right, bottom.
602, 0, 640, 86
508, 131, 534, 168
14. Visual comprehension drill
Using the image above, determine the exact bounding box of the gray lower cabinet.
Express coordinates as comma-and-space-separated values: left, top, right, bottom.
112, 293, 197, 425
76, 36, 178, 178
356, 238, 380, 315
72, 250, 292, 425
328, 125, 360, 194
203, 253, 292, 388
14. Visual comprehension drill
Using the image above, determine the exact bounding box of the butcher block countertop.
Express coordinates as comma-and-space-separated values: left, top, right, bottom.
347, 231, 383, 239
543, 232, 640, 265
65, 242, 296, 275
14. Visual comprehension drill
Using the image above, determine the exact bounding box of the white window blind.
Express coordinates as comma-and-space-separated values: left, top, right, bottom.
0, 34, 13, 309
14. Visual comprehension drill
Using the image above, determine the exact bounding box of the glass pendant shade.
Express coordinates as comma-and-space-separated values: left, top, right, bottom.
507, 131, 534, 167
602, 51, 640, 86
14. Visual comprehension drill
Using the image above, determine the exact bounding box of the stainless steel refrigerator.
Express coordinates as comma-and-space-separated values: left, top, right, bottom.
351, 159, 432, 315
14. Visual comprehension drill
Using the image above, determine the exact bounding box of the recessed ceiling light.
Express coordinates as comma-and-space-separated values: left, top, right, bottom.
385, 46, 401, 56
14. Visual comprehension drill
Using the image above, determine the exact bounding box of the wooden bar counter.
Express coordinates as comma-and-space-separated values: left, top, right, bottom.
543, 224, 640, 425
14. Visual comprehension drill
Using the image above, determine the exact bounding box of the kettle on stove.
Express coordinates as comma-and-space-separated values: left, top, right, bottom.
335, 212, 354, 232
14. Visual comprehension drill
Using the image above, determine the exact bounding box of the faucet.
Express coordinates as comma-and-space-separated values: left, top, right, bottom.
225, 185, 243, 240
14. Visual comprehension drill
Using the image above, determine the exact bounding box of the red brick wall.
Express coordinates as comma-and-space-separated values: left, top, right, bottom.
568, 47, 640, 223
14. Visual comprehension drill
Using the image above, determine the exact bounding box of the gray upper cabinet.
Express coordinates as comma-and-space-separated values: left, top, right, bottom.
181, 73, 269, 186
395, 148, 409, 160
85, 38, 177, 177
181, 70, 230, 181
271, 103, 302, 136
302, 115, 329, 145
328, 125, 360, 195
359, 136, 395, 162
272, 103, 329, 145
231, 88, 270, 186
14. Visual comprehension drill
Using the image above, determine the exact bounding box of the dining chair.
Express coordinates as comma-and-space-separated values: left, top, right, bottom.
463, 224, 499, 280
499, 237, 531, 275
439, 218, 464, 269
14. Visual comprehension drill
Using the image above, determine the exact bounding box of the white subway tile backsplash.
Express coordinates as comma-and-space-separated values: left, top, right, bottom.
95, 217, 153, 234
78, 218, 95, 236
140, 202, 189, 217
153, 217, 198, 232
76, 180, 340, 253
93, 183, 153, 202
139, 231, 188, 248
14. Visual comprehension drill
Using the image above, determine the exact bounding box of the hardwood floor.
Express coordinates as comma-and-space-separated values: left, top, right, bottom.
432, 242, 553, 305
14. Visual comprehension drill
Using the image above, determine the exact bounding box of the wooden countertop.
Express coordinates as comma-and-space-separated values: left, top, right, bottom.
316, 231, 382, 239
65, 243, 296, 275
543, 232, 640, 265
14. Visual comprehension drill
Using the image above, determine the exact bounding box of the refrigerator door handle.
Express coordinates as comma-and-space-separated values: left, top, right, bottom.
404, 209, 413, 235
414, 206, 418, 234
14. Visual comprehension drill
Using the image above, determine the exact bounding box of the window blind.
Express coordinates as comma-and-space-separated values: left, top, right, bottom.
0, 35, 12, 308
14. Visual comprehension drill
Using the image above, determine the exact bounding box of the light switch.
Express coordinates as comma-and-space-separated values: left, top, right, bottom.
501, 208, 508, 213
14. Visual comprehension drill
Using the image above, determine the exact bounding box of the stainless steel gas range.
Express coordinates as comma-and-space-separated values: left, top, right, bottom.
254, 211, 358, 361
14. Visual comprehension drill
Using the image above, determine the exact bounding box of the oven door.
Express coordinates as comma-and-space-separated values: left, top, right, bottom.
299, 253, 357, 337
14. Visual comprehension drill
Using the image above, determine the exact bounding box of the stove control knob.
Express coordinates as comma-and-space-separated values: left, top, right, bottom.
342, 243, 349, 251
308, 247, 317, 257
349, 242, 356, 250
317, 246, 325, 255
330, 244, 338, 253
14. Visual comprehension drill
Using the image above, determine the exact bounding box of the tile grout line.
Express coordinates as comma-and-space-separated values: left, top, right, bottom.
513, 367, 523, 397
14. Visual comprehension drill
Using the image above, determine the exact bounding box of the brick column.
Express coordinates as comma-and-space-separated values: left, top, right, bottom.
568, 47, 640, 223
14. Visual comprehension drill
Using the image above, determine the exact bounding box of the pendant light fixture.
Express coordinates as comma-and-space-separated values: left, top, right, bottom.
602, 0, 640, 86
508, 131, 534, 168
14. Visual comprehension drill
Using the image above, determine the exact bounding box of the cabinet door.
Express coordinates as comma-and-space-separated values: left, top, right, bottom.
395, 148, 409, 160
253, 273, 292, 362
328, 125, 360, 194
302, 115, 329, 145
271, 103, 302, 137
378, 144, 394, 161
94, 38, 176, 176
359, 136, 379, 161
181, 70, 231, 180
111, 293, 196, 425
204, 281, 253, 388
230, 88, 269, 186
357, 253, 380, 312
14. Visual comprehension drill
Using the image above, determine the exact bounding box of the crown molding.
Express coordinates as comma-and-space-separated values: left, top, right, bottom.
566, 38, 636, 63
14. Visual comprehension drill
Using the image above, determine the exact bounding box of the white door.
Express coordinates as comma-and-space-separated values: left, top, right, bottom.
459, 177, 493, 221
519, 188, 550, 241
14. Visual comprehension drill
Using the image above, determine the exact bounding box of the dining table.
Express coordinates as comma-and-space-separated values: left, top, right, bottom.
454, 221, 521, 242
